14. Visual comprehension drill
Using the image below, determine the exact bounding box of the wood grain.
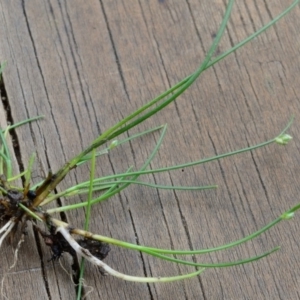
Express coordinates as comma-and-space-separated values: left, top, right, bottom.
1, 0, 300, 299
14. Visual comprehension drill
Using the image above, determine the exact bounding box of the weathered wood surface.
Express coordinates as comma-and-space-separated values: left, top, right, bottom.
0, 1, 300, 299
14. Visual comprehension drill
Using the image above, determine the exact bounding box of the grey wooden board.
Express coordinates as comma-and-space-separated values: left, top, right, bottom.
0, 0, 300, 299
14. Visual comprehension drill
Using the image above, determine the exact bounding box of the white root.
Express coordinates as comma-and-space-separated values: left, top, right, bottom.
81, 280, 94, 300
0, 221, 12, 235
10, 233, 25, 269
0, 219, 17, 299
58, 259, 75, 284
1, 233, 25, 300
0, 220, 15, 248
58, 260, 94, 299
57, 226, 204, 283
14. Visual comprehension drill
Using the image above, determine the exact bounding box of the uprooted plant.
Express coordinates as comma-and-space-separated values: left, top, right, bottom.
0, 0, 299, 298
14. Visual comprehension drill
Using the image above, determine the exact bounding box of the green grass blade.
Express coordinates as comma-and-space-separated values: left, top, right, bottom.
46, 125, 168, 213
18, 203, 43, 222
1, 116, 44, 133
85, 0, 234, 147
24, 153, 36, 189
208, 0, 299, 68
88, 0, 297, 144
0, 61, 6, 75
77, 149, 97, 300
84, 149, 96, 230
77, 216, 282, 256
71, 119, 292, 184
31, 0, 298, 209
0, 129, 12, 178
77, 125, 164, 166
140, 247, 279, 268
50, 117, 292, 209
83, 180, 217, 191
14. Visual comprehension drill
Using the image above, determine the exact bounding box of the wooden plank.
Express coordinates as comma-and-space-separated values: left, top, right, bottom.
0, 0, 300, 299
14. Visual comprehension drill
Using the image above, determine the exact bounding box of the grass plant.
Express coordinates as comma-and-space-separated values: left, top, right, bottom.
0, 0, 299, 298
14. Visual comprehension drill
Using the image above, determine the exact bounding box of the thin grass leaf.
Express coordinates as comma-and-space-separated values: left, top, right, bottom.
18, 203, 43, 222
1, 116, 44, 134
24, 153, 36, 189
44, 118, 293, 213
46, 124, 168, 212
0, 129, 12, 178
77, 125, 164, 166
77, 149, 97, 299
82, 0, 234, 147
0, 61, 6, 76
30, 0, 297, 209
70, 205, 296, 257
72, 180, 217, 192
140, 247, 280, 268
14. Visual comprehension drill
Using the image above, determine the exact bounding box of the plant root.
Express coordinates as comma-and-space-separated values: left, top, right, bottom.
0, 219, 15, 248
0, 233, 25, 300
56, 225, 204, 283
58, 260, 94, 300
